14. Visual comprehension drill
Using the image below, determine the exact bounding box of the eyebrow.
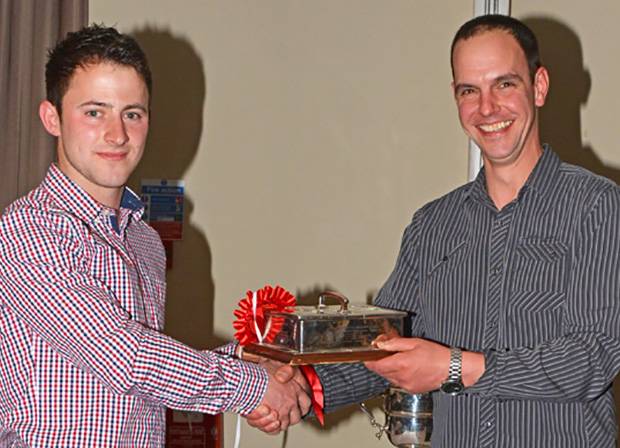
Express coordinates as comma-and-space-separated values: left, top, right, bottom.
124, 103, 148, 113
78, 101, 148, 113
453, 82, 476, 92
453, 73, 525, 92
495, 73, 524, 84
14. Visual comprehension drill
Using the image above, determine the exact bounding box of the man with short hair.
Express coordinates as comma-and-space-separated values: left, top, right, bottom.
0, 25, 308, 446
250, 15, 620, 447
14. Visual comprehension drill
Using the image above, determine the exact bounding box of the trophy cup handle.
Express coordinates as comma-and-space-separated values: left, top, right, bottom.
358, 402, 387, 440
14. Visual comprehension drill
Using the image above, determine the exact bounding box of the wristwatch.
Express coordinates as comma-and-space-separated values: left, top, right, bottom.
440, 347, 464, 395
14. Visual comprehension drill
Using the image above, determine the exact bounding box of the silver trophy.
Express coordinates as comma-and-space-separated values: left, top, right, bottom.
243, 291, 407, 365
360, 387, 432, 447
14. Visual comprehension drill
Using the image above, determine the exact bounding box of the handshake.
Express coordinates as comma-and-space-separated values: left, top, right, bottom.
240, 337, 484, 434
244, 359, 312, 434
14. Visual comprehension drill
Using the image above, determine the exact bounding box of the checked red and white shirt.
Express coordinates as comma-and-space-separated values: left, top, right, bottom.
0, 164, 267, 447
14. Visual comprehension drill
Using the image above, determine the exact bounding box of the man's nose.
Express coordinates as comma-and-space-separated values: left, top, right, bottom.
478, 91, 499, 116
104, 116, 129, 146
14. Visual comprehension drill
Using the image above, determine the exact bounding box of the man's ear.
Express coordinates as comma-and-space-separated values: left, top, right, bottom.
39, 100, 61, 137
533, 67, 550, 108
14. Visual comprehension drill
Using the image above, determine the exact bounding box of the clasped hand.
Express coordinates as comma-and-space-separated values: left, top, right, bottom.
245, 359, 311, 434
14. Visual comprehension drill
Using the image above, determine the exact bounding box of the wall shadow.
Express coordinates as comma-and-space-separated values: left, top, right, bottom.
523, 16, 620, 184
127, 28, 224, 349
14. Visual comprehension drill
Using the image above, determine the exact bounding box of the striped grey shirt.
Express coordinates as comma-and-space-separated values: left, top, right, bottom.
315, 147, 620, 447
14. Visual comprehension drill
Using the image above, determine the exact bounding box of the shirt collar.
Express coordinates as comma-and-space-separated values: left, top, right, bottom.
42, 164, 144, 231
120, 187, 144, 211
520, 144, 562, 198
464, 144, 561, 205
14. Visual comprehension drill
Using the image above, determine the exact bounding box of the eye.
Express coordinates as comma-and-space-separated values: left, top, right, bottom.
124, 111, 143, 121
85, 110, 101, 118
456, 87, 477, 98
498, 80, 516, 89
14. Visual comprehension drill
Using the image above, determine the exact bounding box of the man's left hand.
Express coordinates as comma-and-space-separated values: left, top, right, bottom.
364, 337, 451, 394
365, 337, 485, 394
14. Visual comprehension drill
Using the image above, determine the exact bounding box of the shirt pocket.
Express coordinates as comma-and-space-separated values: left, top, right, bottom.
515, 237, 568, 263
506, 237, 569, 346
423, 240, 471, 338
426, 240, 469, 279
510, 237, 569, 294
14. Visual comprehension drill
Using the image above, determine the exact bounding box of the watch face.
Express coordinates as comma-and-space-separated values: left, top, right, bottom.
441, 381, 464, 395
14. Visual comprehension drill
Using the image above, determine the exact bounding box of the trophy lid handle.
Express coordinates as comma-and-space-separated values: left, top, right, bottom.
318, 291, 350, 314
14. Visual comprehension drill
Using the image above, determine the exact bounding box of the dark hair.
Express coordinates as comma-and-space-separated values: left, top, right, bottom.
450, 15, 541, 81
45, 24, 152, 116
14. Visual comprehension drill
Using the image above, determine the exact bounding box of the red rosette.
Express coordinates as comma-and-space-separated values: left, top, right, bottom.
233, 285, 296, 346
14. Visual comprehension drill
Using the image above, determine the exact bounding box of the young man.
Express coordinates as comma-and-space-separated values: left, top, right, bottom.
250, 15, 620, 447
0, 25, 308, 446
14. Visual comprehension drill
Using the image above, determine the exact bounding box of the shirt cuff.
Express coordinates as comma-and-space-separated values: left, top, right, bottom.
225, 359, 268, 415
466, 348, 500, 395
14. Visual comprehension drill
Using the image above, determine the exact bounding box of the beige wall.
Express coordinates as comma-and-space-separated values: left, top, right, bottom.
89, 2, 620, 447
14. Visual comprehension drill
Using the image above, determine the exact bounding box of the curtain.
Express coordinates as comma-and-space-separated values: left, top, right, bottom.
0, 0, 87, 211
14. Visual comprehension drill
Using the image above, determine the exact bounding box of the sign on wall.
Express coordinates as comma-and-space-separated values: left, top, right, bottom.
141, 179, 185, 241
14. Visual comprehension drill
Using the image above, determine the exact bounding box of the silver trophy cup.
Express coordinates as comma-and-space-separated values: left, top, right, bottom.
360, 387, 432, 448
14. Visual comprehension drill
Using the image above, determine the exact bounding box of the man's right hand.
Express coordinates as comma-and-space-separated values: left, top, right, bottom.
245, 361, 311, 434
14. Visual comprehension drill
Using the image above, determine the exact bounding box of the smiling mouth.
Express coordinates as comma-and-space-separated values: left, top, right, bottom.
97, 152, 128, 161
478, 120, 513, 133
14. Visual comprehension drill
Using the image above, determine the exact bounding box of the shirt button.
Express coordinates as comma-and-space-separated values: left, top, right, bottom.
492, 266, 502, 275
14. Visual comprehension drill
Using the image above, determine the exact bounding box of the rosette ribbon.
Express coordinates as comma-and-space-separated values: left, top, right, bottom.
233, 285, 296, 346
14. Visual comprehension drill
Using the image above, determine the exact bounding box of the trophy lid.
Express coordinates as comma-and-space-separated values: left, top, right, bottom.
268, 291, 407, 320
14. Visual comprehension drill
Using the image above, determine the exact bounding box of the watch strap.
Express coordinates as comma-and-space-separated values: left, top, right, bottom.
440, 346, 464, 395
447, 347, 463, 382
